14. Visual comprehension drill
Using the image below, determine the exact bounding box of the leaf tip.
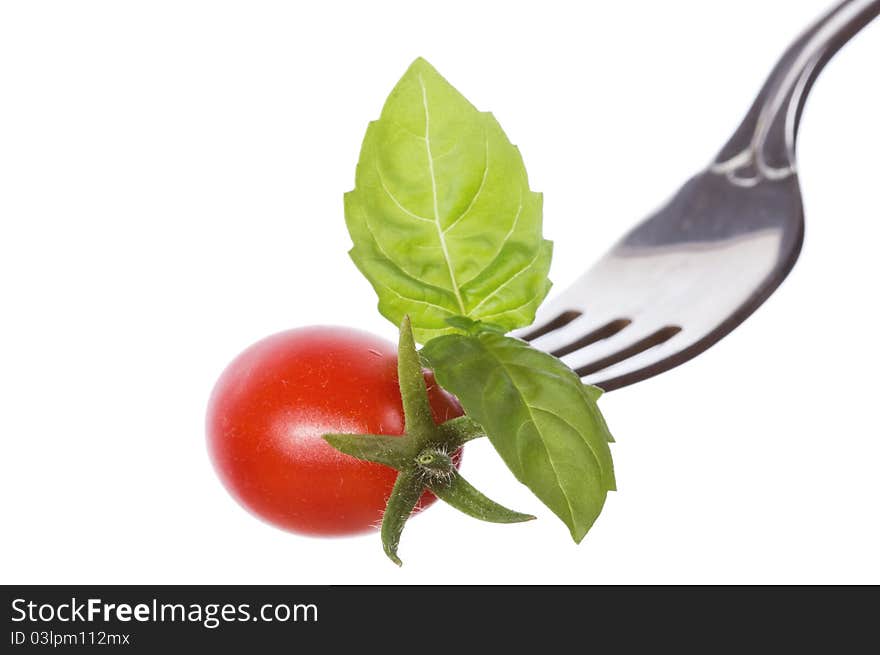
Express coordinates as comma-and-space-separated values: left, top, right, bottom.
407, 56, 435, 74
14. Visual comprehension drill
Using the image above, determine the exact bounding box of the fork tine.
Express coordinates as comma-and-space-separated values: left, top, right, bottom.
519, 310, 583, 341
557, 319, 682, 374
546, 319, 633, 358
522, 292, 628, 350
579, 329, 688, 388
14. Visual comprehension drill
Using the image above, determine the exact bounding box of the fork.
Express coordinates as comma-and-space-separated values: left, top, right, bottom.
517, 0, 880, 391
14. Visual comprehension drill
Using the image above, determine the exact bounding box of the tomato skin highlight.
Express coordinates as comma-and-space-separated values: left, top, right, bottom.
206, 326, 463, 536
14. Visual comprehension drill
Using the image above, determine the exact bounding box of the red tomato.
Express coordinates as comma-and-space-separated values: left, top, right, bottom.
206, 326, 463, 536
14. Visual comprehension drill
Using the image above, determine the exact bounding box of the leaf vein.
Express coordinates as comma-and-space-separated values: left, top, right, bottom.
376, 167, 434, 223
477, 341, 578, 528
419, 73, 466, 314
443, 134, 490, 235
467, 241, 543, 316
489, 353, 611, 491
374, 281, 458, 315
458, 190, 524, 292
355, 213, 458, 315
477, 293, 541, 321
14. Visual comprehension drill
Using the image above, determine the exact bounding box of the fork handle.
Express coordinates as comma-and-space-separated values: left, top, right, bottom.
713, 0, 880, 184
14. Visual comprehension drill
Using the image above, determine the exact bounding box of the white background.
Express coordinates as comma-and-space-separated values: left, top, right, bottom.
2, 0, 878, 584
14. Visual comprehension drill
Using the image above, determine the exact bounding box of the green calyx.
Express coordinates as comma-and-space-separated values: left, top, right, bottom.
323, 315, 534, 566
416, 448, 455, 480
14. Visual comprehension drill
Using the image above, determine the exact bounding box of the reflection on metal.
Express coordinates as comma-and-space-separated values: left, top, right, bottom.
518, 0, 880, 390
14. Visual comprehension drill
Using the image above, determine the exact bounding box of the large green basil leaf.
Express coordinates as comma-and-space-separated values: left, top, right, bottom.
344, 58, 552, 343
421, 332, 615, 542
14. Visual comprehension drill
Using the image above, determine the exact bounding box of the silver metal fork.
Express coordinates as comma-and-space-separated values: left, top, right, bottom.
518, 0, 880, 391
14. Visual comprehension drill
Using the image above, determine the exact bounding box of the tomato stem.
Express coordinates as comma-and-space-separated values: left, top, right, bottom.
396, 315, 437, 446
437, 415, 486, 448
380, 471, 422, 567
428, 471, 535, 524
322, 315, 533, 565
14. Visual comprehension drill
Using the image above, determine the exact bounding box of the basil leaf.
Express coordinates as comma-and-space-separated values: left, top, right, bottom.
421, 333, 615, 543
580, 383, 615, 443
345, 58, 552, 343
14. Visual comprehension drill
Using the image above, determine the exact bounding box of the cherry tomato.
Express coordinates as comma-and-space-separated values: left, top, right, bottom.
206, 326, 463, 536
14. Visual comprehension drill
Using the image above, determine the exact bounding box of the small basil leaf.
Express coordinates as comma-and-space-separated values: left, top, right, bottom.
421, 333, 616, 542
345, 58, 552, 343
